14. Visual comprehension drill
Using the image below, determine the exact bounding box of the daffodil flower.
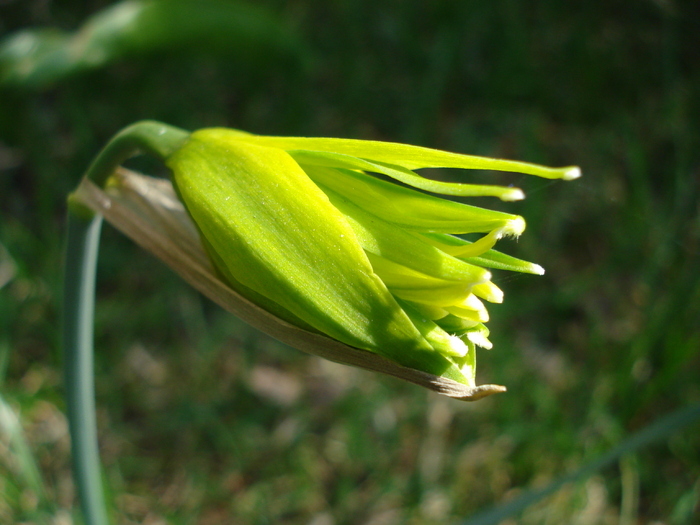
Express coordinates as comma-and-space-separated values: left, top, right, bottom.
70, 121, 580, 400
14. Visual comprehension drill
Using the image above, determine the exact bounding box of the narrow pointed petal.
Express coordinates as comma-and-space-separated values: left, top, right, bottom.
464, 328, 493, 350
306, 165, 521, 233
464, 252, 545, 275
420, 228, 506, 258
471, 281, 504, 304
400, 304, 472, 360
446, 298, 490, 323
421, 233, 546, 275
211, 129, 578, 180
293, 150, 525, 200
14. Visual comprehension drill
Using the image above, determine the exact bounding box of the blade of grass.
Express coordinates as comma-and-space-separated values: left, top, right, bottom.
0, 393, 48, 502
462, 404, 700, 525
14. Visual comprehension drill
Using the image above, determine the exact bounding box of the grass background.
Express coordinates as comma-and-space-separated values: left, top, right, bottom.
1, 0, 699, 523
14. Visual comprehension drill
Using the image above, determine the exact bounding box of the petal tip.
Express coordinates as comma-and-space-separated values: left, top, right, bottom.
502, 188, 525, 201
563, 166, 581, 180
466, 331, 493, 349
504, 216, 526, 237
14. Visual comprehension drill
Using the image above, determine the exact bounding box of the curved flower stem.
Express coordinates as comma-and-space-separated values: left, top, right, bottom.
63, 212, 108, 525
83, 120, 189, 188
62, 121, 189, 525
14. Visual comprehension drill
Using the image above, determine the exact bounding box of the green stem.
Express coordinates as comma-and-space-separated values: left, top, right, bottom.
83, 120, 189, 188
62, 120, 189, 524
63, 213, 108, 525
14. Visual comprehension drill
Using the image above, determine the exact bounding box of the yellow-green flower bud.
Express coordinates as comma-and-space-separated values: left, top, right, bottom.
164, 127, 580, 390
70, 121, 578, 399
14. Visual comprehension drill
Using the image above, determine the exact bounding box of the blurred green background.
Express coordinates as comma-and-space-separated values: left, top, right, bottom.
1, 0, 699, 523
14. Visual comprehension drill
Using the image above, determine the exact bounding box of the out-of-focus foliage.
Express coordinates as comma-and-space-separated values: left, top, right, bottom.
1, 0, 699, 523
0, 0, 309, 89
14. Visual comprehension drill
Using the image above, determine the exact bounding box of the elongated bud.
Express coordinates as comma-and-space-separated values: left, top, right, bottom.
70, 122, 580, 400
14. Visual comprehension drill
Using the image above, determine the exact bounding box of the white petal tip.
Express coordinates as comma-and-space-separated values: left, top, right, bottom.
502, 188, 525, 201
563, 166, 581, 180
466, 332, 493, 349
533, 264, 545, 275
505, 217, 526, 237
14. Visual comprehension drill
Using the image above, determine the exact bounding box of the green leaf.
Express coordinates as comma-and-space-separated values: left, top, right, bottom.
0, 0, 308, 89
